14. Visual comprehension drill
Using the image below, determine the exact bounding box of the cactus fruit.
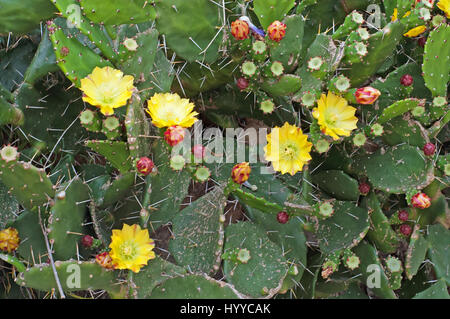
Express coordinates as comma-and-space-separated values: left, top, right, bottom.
422, 143, 436, 156
276, 211, 289, 224
400, 224, 413, 236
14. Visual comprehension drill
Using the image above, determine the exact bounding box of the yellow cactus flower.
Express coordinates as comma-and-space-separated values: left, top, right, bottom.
403, 25, 427, 37
312, 92, 358, 140
146, 93, 199, 128
0, 227, 20, 253
391, 8, 411, 22
109, 224, 156, 273
264, 122, 313, 176
437, 0, 450, 18
80, 66, 135, 116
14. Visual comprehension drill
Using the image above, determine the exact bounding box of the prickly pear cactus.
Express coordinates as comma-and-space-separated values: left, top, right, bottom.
0, 0, 448, 300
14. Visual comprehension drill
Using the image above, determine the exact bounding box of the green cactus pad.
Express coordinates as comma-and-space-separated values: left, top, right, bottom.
51, 0, 117, 62
223, 222, 288, 297
382, 117, 428, 147
261, 74, 302, 97
15, 81, 86, 151
102, 173, 135, 208
0, 181, 19, 228
253, 0, 296, 30
169, 185, 227, 274
0, 97, 24, 126
426, 224, 450, 285
405, 225, 429, 280
85, 140, 132, 174
149, 274, 241, 299
12, 209, 48, 264
0, 0, 55, 34
143, 142, 191, 229
0, 157, 54, 210
422, 23, 450, 97
155, 0, 223, 64
351, 144, 434, 194
353, 241, 397, 299
79, 0, 156, 25
245, 206, 308, 293
23, 27, 58, 85
270, 15, 305, 72
363, 192, 400, 254
48, 179, 90, 260
125, 94, 151, 161
129, 256, 187, 298
121, 29, 158, 84
377, 98, 424, 124
412, 279, 450, 299
49, 22, 113, 87
311, 170, 360, 201
345, 22, 405, 86
316, 201, 369, 255
15, 260, 121, 295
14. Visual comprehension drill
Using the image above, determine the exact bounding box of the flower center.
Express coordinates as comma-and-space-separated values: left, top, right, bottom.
325, 113, 338, 127
120, 241, 137, 260
281, 143, 298, 160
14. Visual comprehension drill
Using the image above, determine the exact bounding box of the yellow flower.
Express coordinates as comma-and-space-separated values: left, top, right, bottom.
437, 0, 450, 18
391, 8, 411, 22
264, 122, 313, 176
109, 224, 155, 273
312, 92, 358, 140
146, 93, 199, 128
0, 227, 20, 253
403, 25, 427, 37
80, 66, 135, 116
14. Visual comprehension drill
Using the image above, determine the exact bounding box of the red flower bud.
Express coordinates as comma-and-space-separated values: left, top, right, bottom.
358, 182, 371, 195
95, 252, 115, 270
277, 211, 289, 224
398, 210, 409, 222
81, 235, 93, 248
355, 87, 381, 105
236, 77, 249, 91
423, 143, 435, 156
231, 20, 250, 40
400, 74, 414, 87
231, 162, 251, 184
164, 125, 185, 147
417, 37, 427, 48
411, 192, 431, 209
136, 157, 154, 176
267, 20, 287, 42
399, 224, 412, 236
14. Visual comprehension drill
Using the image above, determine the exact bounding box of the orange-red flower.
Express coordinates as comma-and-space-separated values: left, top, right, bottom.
231, 20, 250, 40
355, 87, 381, 105
267, 21, 287, 42
95, 252, 115, 270
411, 192, 431, 209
